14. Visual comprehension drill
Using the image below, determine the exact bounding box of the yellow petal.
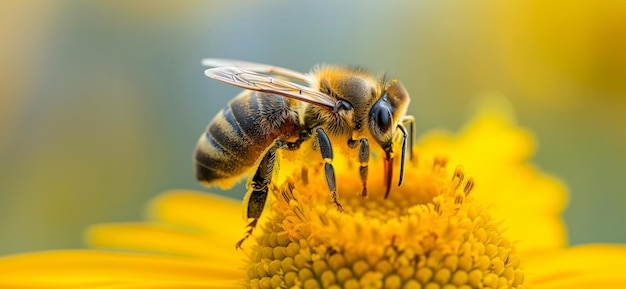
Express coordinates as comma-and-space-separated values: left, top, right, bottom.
86, 223, 242, 262
418, 111, 568, 254
0, 250, 244, 288
525, 244, 626, 289
145, 190, 244, 240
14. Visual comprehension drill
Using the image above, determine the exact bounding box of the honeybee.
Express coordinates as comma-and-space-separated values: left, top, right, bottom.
194, 59, 414, 245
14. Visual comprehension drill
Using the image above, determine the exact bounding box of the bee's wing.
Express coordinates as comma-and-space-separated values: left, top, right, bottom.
202, 58, 311, 83
205, 67, 336, 111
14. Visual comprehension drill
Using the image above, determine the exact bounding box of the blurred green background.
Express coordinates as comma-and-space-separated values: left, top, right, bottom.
1, 1, 625, 255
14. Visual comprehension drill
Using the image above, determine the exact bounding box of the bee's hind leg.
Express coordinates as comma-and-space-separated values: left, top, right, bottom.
237, 131, 311, 249
235, 218, 257, 249
316, 128, 344, 212
237, 145, 278, 249
246, 129, 308, 219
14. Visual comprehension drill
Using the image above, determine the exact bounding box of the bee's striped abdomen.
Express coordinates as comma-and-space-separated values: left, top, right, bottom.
194, 91, 298, 187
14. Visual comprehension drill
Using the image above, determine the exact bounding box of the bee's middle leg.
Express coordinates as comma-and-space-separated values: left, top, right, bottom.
316, 128, 344, 212
349, 138, 369, 197
275, 130, 310, 151
276, 130, 312, 184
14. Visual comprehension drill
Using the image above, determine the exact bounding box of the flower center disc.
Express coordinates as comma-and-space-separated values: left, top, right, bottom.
246, 155, 524, 289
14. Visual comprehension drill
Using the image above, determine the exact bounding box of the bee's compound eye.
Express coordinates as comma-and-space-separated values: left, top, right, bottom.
375, 106, 392, 132
369, 94, 394, 135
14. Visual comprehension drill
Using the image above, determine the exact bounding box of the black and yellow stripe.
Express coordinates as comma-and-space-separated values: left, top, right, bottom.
194, 90, 298, 186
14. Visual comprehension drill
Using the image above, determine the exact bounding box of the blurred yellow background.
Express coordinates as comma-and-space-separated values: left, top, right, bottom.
1, 1, 625, 255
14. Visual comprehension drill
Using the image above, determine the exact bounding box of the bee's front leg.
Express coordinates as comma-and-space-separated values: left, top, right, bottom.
402, 115, 415, 160
397, 124, 408, 187
397, 115, 415, 187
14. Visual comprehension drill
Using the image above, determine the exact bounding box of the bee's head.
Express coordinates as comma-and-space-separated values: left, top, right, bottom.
367, 79, 410, 197
368, 80, 410, 157
314, 67, 410, 151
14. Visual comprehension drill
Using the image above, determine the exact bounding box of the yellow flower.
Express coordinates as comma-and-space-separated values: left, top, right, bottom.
1, 111, 625, 289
